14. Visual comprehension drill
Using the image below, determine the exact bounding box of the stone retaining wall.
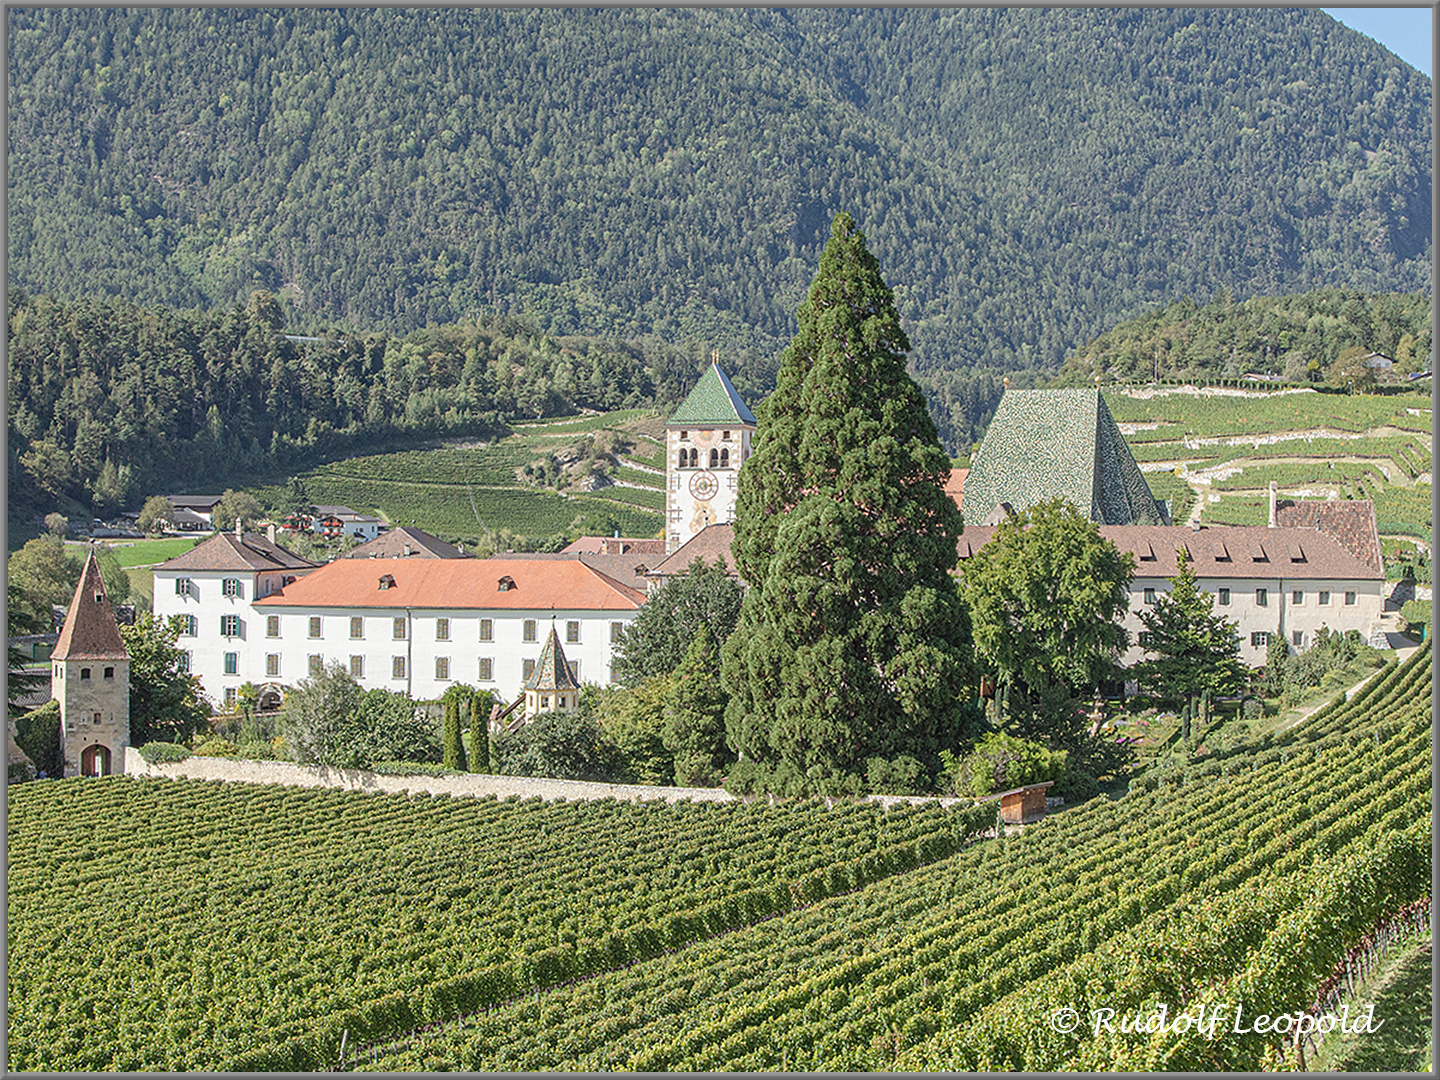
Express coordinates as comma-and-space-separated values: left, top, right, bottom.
119, 748, 966, 808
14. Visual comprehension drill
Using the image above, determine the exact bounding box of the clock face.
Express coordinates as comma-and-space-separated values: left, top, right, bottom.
689, 470, 719, 500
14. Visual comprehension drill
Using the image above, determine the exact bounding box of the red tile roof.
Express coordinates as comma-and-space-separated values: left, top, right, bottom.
52, 550, 128, 660
955, 523, 1383, 581
561, 536, 666, 556
1273, 499, 1382, 573
945, 468, 968, 509
254, 557, 646, 610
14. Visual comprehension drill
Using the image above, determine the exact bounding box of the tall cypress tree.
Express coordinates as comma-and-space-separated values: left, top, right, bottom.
722, 212, 977, 796
469, 692, 491, 774
442, 697, 466, 771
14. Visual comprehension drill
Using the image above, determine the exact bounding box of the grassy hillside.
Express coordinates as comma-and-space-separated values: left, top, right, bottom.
9, 641, 1424, 1071
1104, 387, 1433, 542
253, 410, 666, 548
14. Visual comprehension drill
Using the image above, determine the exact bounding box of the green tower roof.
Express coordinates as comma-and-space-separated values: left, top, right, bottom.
961, 388, 1166, 526
667, 363, 756, 427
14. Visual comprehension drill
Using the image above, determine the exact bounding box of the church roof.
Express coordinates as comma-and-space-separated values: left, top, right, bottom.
523, 627, 581, 692
52, 550, 128, 661
668, 363, 756, 427
960, 388, 1164, 526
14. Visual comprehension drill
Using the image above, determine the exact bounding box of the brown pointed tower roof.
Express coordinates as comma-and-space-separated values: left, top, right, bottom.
52, 549, 128, 660
522, 627, 581, 692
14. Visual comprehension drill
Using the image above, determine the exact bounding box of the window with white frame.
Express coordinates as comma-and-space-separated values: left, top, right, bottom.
180, 614, 198, 636
1319, 590, 1331, 606
224, 687, 238, 707
309, 616, 322, 638
350, 655, 364, 677
309, 654, 323, 676
436, 618, 450, 641
393, 617, 407, 640
1292, 630, 1304, 647
1217, 588, 1230, 606
1251, 631, 1270, 647
266, 654, 281, 677
1292, 590, 1303, 605
266, 615, 280, 638
435, 657, 450, 680
1344, 591, 1357, 605
224, 652, 239, 675
175, 577, 192, 596
392, 655, 406, 679
523, 659, 536, 680
221, 614, 240, 637
611, 621, 624, 644
480, 618, 494, 642
177, 651, 190, 673
478, 658, 494, 681
350, 617, 364, 639
523, 619, 537, 643
1255, 588, 1268, 607
1142, 587, 1156, 605
566, 620, 580, 644
223, 578, 242, 598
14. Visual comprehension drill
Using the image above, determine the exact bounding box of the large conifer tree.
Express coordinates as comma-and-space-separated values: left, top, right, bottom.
722, 212, 976, 795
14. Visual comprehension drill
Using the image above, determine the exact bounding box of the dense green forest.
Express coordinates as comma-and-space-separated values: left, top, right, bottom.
7, 8, 1431, 388
5, 289, 703, 523
1055, 290, 1432, 385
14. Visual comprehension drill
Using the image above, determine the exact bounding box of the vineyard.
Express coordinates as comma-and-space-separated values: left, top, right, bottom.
7, 645, 1430, 1072
5, 786, 991, 1071
253, 410, 666, 546
1105, 388, 1432, 540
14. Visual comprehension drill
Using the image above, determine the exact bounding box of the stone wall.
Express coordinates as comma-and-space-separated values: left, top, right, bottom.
119, 748, 966, 808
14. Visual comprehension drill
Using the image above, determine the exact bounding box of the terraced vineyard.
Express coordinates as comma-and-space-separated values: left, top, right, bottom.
5, 788, 992, 1071
1105, 388, 1432, 541
329, 644, 1429, 1073
15, 643, 1421, 1072
257, 410, 666, 545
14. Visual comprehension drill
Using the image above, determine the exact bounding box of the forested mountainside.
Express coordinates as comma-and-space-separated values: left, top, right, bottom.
8, 8, 1431, 386
6, 291, 701, 515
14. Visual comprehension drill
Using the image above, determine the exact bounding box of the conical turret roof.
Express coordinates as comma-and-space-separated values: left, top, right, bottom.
52, 549, 128, 660
667, 362, 756, 427
522, 626, 581, 692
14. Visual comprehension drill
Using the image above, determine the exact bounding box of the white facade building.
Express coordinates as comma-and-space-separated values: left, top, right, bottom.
958, 520, 1387, 668
252, 557, 645, 703
151, 530, 321, 709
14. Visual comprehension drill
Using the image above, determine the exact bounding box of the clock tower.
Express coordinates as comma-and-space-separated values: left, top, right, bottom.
665, 359, 756, 555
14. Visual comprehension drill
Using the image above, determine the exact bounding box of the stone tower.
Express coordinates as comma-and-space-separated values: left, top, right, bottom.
665, 360, 757, 555
52, 549, 130, 776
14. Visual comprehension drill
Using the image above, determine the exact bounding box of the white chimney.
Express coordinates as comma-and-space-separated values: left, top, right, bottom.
1268, 481, 1277, 528
267, 523, 276, 544
235, 517, 243, 538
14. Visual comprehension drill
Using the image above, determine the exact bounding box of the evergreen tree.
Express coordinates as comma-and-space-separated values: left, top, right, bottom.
1132, 552, 1246, 717
610, 557, 744, 685
442, 696, 466, 771
721, 212, 977, 796
469, 692, 491, 774
663, 625, 729, 787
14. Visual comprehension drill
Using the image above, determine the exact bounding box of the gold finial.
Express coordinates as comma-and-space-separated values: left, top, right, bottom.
711, 348, 719, 365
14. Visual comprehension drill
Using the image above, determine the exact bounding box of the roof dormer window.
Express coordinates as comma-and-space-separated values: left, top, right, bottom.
378, 574, 396, 590
498, 575, 516, 592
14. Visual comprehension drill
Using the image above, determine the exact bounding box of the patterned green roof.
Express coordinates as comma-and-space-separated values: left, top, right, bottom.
961, 389, 1165, 526
523, 627, 580, 692
668, 363, 756, 427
